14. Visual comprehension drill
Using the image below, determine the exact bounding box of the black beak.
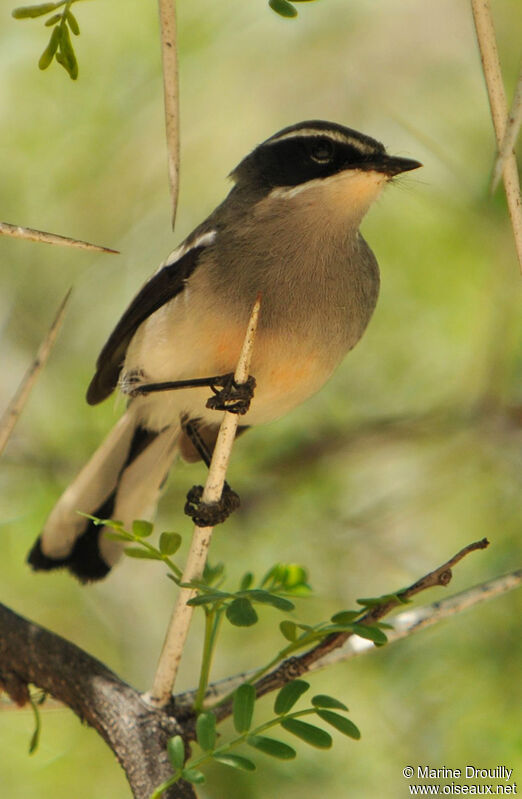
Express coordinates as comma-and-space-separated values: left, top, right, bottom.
342, 153, 422, 177
377, 154, 422, 177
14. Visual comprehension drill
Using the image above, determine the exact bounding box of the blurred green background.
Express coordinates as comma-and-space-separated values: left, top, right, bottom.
1, 0, 521, 797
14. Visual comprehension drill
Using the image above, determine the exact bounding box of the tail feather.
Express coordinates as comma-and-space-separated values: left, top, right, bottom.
28, 409, 179, 582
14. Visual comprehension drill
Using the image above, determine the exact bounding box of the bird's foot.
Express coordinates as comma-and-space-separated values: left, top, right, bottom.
205, 373, 256, 415
184, 483, 240, 527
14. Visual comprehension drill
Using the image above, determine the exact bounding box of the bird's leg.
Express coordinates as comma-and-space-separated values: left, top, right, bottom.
181, 418, 240, 528
127, 373, 256, 416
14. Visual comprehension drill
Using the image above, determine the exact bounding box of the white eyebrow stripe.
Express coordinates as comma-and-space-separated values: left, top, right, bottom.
265, 128, 378, 154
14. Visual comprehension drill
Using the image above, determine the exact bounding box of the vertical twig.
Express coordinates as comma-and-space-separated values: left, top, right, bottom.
158, 0, 180, 229
143, 297, 262, 709
0, 289, 72, 457
471, 0, 522, 272
491, 65, 522, 191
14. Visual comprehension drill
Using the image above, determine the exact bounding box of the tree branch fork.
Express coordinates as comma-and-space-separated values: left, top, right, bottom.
2, 538, 520, 799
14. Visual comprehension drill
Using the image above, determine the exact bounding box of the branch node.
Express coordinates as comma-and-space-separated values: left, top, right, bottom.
0, 671, 30, 706
439, 569, 452, 586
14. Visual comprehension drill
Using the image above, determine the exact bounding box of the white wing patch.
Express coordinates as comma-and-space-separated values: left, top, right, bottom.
156, 229, 217, 275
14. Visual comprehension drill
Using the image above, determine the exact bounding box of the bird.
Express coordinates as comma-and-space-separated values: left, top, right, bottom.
27, 120, 421, 582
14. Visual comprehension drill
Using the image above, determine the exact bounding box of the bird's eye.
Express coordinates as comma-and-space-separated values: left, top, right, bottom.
309, 138, 335, 163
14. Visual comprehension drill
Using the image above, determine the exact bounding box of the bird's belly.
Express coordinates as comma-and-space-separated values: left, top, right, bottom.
125, 305, 343, 430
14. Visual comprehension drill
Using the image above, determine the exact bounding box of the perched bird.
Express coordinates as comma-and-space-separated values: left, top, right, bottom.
28, 120, 421, 582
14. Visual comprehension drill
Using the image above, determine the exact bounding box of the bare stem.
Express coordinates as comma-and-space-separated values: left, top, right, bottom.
212, 538, 490, 721
0, 220, 118, 253
491, 65, 522, 191
143, 298, 262, 708
0, 289, 71, 458
311, 567, 522, 669
157, 0, 180, 229
179, 567, 520, 706
471, 0, 522, 272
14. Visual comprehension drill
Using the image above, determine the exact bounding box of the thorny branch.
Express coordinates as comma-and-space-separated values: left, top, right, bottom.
177, 568, 522, 705
213, 539, 490, 723
144, 297, 261, 709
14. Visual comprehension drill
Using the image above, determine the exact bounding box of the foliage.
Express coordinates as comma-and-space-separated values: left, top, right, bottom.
151, 679, 360, 797
83, 516, 395, 794
12, 0, 85, 79
11, 0, 321, 81
268, 0, 319, 19
2, 0, 521, 796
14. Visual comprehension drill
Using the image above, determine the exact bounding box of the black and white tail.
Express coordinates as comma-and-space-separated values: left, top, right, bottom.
27, 408, 179, 582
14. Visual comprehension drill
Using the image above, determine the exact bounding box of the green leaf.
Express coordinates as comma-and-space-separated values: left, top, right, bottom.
233, 683, 256, 733
78, 514, 124, 531
187, 591, 230, 607
66, 9, 79, 35
12, 2, 60, 18
312, 695, 348, 711
351, 624, 388, 645
226, 598, 258, 627
268, 0, 298, 17
196, 712, 216, 751
330, 610, 361, 625
181, 768, 205, 784
124, 547, 162, 560
316, 710, 361, 740
167, 735, 185, 769
239, 572, 254, 591
356, 593, 409, 607
274, 679, 309, 715
28, 694, 43, 754
203, 561, 225, 585
213, 753, 256, 772
103, 531, 131, 543
57, 23, 78, 79
280, 620, 298, 642
261, 563, 311, 594
44, 12, 61, 26
247, 735, 296, 760
159, 532, 182, 555
281, 564, 310, 590
132, 519, 154, 538
281, 718, 332, 749
243, 590, 294, 611
38, 25, 59, 70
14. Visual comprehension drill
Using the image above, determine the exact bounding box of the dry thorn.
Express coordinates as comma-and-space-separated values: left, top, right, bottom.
471, 0, 522, 272
143, 297, 262, 709
157, 0, 180, 229
0, 221, 118, 254
0, 289, 72, 458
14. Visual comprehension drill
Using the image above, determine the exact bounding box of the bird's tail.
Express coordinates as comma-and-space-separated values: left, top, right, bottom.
27, 407, 180, 582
